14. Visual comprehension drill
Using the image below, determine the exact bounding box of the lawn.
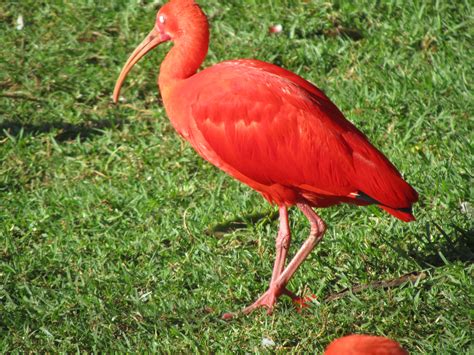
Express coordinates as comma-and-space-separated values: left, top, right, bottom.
0, 0, 472, 352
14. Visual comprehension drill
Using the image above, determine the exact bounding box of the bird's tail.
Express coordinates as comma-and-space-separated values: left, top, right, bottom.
354, 190, 417, 222
379, 205, 415, 222
343, 127, 419, 222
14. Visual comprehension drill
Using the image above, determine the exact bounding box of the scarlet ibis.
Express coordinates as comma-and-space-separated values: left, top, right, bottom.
324, 335, 408, 355
113, 0, 418, 314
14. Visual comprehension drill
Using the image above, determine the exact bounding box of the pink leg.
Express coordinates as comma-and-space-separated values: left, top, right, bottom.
242, 202, 326, 315
240, 206, 291, 315
272, 203, 325, 290
270, 206, 291, 285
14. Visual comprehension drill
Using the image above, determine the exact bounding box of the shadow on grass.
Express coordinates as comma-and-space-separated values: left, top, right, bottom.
212, 209, 473, 268
324, 223, 473, 303
207, 209, 279, 237
414, 222, 473, 266
0, 118, 128, 142
383, 222, 474, 267
293, 19, 364, 42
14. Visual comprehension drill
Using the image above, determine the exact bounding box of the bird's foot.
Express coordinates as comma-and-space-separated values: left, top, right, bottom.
221, 288, 283, 320
277, 288, 317, 312
243, 289, 316, 314
221, 288, 316, 320
241, 288, 280, 315
241, 286, 304, 315
291, 293, 317, 312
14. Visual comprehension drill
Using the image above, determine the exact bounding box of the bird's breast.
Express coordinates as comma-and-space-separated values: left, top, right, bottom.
162, 86, 192, 139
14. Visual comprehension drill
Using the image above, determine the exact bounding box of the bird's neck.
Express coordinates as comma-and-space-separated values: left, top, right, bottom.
158, 26, 209, 101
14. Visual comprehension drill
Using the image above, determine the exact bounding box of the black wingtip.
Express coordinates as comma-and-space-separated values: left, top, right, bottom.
355, 191, 413, 214
396, 206, 413, 214
354, 191, 381, 205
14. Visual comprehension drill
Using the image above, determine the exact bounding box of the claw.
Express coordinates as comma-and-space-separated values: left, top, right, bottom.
242, 288, 279, 314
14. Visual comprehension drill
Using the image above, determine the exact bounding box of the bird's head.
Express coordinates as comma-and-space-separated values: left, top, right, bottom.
113, 0, 207, 103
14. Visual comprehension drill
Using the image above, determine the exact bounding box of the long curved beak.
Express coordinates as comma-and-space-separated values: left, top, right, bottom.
113, 29, 170, 103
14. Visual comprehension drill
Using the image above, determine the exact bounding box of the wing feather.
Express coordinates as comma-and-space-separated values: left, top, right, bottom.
174, 60, 417, 208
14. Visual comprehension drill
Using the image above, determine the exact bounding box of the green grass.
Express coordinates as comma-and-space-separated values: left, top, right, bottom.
1, 0, 473, 352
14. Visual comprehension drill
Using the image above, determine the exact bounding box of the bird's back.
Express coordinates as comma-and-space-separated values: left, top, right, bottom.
166, 59, 418, 219
324, 334, 408, 355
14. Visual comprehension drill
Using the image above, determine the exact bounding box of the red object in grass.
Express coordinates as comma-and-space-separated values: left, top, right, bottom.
292, 293, 317, 312
324, 335, 408, 355
269, 24, 283, 34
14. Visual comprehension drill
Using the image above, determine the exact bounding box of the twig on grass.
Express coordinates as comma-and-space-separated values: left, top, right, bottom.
0, 91, 44, 103
325, 271, 427, 302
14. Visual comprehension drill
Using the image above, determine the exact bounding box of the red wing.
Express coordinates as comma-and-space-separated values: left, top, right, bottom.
184, 60, 417, 208
189, 63, 355, 196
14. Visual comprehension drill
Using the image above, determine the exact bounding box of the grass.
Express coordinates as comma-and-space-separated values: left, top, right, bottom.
0, 0, 472, 352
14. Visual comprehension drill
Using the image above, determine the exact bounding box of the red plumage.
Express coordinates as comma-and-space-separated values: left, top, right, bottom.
169, 59, 418, 219
113, 0, 419, 314
324, 334, 408, 355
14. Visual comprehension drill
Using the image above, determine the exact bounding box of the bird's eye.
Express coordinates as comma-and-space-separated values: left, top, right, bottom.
158, 15, 166, 24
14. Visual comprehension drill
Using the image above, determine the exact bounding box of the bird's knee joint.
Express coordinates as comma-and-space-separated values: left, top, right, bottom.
276, 232, 290, 249
319, 221, 327, 232
308, 230, 324, 247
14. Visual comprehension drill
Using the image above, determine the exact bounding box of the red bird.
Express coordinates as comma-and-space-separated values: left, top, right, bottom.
324, 335, 408, 355
113, 0, 418, 314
